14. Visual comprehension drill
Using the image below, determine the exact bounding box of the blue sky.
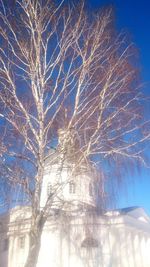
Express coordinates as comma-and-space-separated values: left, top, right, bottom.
0, 0, 149, 215
87, 0, 150, 215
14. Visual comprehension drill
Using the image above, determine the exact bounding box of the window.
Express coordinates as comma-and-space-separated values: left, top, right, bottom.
69, 181, 75, 194
47, 182, 52, 197
19, 236, 25, 249
89, 183, 93, 196
81, 237, 99, 248
3, 238, 9, 251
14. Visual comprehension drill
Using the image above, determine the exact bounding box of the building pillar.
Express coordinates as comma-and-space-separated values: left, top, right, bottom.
133, 233, 143, 267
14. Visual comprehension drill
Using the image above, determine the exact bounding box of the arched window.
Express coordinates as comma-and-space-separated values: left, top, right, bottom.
69, 181, 76, 194
47, 182, 52, 197
81, 237, 99, 248
19, 236, 25, 249
89, 183, 93, 196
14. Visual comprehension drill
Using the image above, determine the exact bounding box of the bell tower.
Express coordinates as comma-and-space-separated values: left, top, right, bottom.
40, 128, 96, 212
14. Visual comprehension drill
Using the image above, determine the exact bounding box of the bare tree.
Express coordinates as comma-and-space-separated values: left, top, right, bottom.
0, 0, 149, 266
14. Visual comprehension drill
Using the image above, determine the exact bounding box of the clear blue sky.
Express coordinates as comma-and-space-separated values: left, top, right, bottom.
88, 0, 150, 215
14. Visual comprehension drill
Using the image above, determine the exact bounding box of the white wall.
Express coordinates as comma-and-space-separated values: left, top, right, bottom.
1, 208, 150, 267
40, 162, 96, 210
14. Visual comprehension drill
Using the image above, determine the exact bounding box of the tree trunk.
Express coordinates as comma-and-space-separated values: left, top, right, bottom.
24, 218, 45, 267
24, 236, 41, 267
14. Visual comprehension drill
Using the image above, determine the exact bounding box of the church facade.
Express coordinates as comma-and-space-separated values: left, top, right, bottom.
1, 205, 150, 267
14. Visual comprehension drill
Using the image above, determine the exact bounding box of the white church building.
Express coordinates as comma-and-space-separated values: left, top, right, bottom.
1, 205, 150, 267
0, 129, 150, 267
